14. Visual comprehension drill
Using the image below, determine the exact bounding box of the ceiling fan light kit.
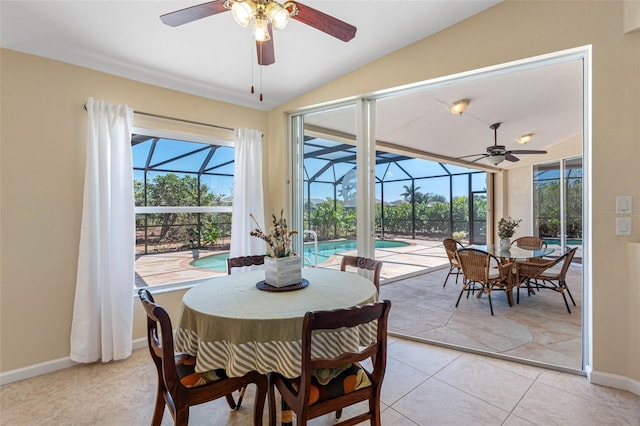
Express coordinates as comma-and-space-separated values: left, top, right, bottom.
161, 0, 356, 65
450, 98, 470, 115
161, 0, 356, 101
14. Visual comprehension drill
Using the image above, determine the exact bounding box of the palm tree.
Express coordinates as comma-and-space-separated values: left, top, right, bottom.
400, 184, 421, 202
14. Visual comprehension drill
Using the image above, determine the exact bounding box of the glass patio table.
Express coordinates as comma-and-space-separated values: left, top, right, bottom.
472, 244, 555, 260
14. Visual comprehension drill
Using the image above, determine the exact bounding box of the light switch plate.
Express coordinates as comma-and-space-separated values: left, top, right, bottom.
616, 196, 632, 215
616, 217, 632, 236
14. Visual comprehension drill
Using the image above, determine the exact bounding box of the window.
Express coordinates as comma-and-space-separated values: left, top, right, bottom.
132, 129, 234, 288
533, 156, 582, 259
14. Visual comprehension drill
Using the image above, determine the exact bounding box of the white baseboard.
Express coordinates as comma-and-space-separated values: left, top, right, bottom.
588, 367, 640, 397
0, 338, 148, 386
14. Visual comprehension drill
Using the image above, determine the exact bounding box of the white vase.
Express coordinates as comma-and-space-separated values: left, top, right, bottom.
499, 238, 511, 250
264, 256, 302, 287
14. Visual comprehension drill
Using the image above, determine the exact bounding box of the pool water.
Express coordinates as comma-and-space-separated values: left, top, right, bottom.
542, 238, 583, 246
190, 239, 409, 271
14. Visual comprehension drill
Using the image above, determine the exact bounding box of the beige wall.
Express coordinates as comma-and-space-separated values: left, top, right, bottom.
0, 49, 267, 372
267, 0, 640, 385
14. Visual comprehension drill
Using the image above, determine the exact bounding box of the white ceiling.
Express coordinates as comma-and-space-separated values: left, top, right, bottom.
1, 0, 583, 167
0, 0, 500, 110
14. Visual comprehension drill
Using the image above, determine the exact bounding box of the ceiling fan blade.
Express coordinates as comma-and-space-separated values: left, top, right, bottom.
160, 0, 228, 27
290, 2, 357, 42
469, 155, 490, 164
508, 149, 547, 155
458, 153, 486, 159
505, 153, 520, 162
256, 26, 275, 66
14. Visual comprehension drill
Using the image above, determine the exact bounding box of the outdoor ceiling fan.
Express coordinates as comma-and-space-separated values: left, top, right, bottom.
160, 0, 357, 66
458, 122, 547, 166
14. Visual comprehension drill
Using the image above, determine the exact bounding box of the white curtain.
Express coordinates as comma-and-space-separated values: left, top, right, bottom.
229, 128, 266, 265
70, 98, 135, 363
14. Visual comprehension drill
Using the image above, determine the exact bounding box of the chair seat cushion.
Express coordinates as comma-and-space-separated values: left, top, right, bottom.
290, 362, 372, 405
175, 354, 228, 388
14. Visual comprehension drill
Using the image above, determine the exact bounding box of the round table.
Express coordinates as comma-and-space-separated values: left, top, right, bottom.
175, 268, 378, 378
473, 244, 555, 260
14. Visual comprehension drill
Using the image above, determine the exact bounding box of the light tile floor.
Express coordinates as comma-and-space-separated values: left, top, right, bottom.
1, 336, 638, 425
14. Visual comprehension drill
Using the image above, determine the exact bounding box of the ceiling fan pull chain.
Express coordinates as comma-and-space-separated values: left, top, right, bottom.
250, 41, 255, 94
259, 65, 263, 102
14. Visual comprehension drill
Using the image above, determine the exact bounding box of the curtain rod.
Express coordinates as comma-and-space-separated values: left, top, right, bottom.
83, 103, 234, 132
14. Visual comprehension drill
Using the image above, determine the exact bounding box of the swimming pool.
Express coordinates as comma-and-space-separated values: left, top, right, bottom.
190, 239, 410, 271
542, 238, 583, 246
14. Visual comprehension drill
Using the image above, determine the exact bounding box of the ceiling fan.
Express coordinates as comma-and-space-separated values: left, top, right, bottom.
459, 122, 547, 166
160, 0, 357, 66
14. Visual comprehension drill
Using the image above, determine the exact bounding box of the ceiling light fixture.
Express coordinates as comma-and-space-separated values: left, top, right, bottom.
226, 0, 298, 41
450, 99, 470, 115
516, 133, 533, 144
488, 154, 505, 166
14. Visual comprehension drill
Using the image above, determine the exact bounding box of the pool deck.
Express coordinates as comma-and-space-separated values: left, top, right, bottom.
135, 238, 451, 287
135, 238, 581, 287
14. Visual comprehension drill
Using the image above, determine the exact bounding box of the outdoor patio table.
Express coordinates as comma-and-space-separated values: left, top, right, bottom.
472, 244, 555, 261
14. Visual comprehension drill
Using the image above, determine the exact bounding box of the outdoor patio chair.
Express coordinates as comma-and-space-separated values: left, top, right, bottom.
442, 238, 464, 287
137, 289, 268, 425
511, 236, 546, 249
268, 300, 391, 426
340, 255, 383, 291
515, 247, 578, 312
455, 248, 514, 316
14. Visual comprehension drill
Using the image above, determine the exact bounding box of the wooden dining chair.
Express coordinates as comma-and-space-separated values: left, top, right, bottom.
138, 289, 268, 426
340, 255, 383, 291
225, 254, 266, 409
268, 300, 391, 426
442, 238, 464, 287
515, 247, 578, 312
227, 254, 266, 274
454, 248, 514, 316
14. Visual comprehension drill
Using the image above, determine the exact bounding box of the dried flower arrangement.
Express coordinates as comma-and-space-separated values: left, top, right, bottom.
250, 209, 298, 258
497, 217, 522, 239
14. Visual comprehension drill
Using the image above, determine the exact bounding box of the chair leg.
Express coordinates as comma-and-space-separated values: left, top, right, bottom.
455, 288, 465, 307
268, 379, 277, 426
253, 379, 267, 426
487, 292, 494, 316
225, 393, 237, 410
174, 406, 189, 426
443, 266, 453, 287
563, 280, 577, 306
235, 386, 246, 409
561, 292, 572, 313
151, 389, 165, 426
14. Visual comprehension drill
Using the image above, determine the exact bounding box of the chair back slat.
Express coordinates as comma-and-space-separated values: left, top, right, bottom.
340, 255, 383, 290
226, 255, 265, 274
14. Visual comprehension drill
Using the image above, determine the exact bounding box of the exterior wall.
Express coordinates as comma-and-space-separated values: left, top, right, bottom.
266, 0, 640, 386
0, 49, 267, 372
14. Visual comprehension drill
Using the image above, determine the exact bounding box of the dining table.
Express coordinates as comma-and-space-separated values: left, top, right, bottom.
174, 268, 378, 380
472, 243, 555, 261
